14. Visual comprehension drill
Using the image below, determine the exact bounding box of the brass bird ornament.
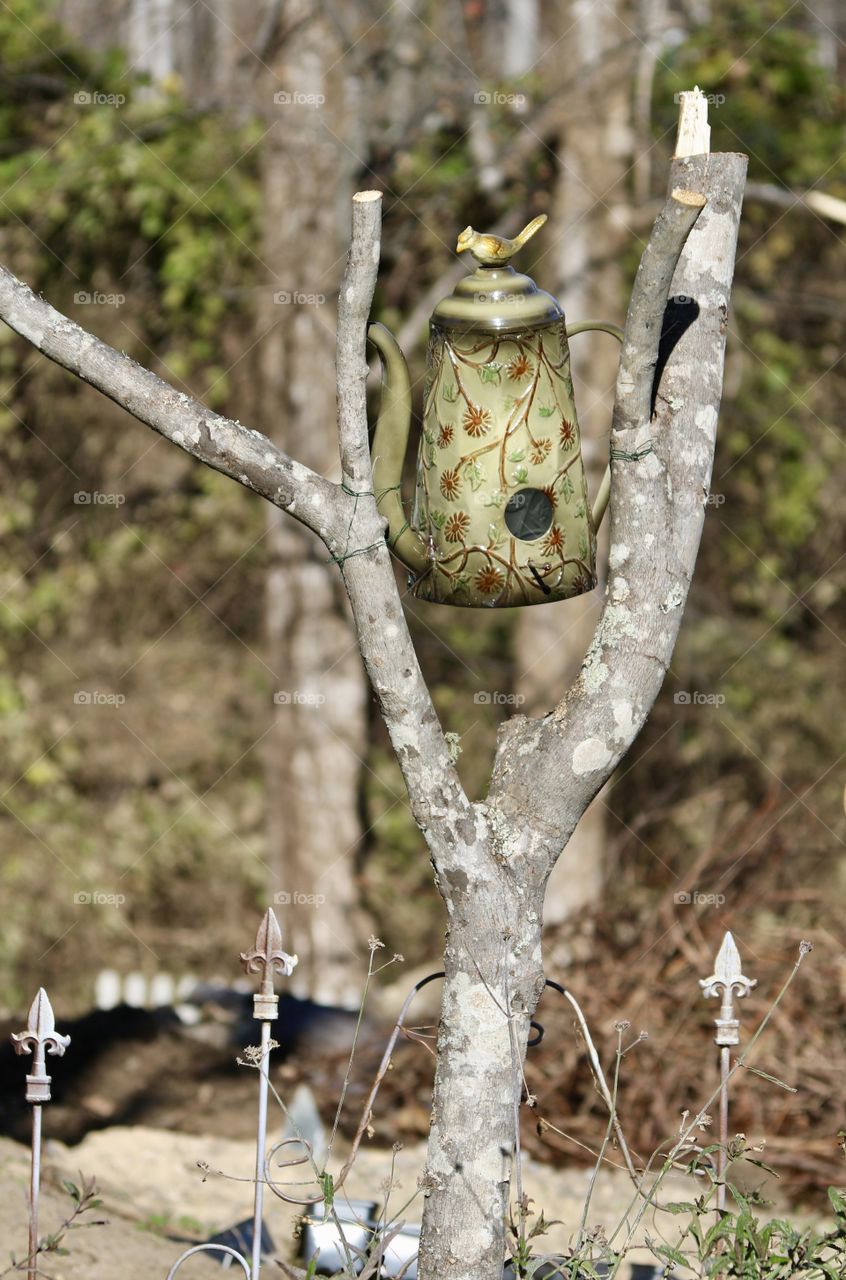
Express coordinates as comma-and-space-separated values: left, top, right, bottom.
456, 213, 548, 266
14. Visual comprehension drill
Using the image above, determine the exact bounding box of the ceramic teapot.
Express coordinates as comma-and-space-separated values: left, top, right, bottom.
368, 214, 621, 608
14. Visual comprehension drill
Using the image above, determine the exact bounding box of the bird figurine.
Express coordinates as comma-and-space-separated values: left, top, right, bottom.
456, 214, 548, 266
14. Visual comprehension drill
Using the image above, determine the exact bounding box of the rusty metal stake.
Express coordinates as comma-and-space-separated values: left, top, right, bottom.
11, 988, 70, 1280
700, 932, 755, 1211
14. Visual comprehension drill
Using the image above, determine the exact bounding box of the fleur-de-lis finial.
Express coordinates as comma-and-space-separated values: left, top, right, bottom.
240, 909, 297, 1020
11, 988, 70, 1103
700, 932, 756, 1046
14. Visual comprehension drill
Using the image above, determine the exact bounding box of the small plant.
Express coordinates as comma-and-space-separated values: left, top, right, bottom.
659, 1177, 846, 1278
1, 1175, 106, 1276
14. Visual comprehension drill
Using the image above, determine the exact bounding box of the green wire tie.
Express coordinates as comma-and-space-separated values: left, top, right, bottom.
327, 481, 403, 566
609, 439, 654, 462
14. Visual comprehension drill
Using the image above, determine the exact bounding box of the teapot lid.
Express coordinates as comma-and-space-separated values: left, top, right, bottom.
432, 265, 563, 335
432, 213, 563, 334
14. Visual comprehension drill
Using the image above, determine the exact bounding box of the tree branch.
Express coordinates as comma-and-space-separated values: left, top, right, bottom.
487, 153, 748, 876
0, 263, 344, 540
328, 192, 478, 872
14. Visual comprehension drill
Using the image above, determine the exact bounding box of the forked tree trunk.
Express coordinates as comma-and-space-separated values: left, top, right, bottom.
0, 93, 746, 1280
418, 866, 546, 1277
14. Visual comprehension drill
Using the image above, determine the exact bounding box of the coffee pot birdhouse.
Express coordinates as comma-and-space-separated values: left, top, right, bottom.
368, 214, 621, 608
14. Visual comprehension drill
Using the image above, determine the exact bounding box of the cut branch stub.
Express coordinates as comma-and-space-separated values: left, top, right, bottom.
700, 931, 756, 1047
11, 988, 70, 1103
240, 908, 297, 1019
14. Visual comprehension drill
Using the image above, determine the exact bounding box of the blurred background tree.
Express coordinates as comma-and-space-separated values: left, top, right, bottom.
0, 0, 843, 1157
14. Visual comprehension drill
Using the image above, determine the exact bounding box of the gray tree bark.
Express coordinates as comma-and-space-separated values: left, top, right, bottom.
0, 124, 746, 1280
255, 3, 372, 1004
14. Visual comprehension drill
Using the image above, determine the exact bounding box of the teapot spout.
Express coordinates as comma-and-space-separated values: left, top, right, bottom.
368, 323, 428, 575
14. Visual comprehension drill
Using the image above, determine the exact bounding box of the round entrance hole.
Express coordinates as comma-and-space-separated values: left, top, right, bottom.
503, 487, 554, 541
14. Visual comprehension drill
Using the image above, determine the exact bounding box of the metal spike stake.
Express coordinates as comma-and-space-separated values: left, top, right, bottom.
11, 989, 70, 1280
700, 932, 755, 1211
240, 909, 297, 1279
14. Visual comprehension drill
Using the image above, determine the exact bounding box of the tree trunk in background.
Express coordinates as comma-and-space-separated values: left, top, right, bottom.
256, 8, 372, 1003
515, 0, 634, 930
58, 0, 373, 1001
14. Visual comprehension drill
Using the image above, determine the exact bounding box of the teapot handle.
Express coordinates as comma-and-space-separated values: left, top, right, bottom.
565, 321, 624, 529
367, 323, 429, 576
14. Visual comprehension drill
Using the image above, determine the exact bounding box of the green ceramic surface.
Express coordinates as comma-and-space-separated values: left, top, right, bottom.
410, 318, 596, 607
368, 220, 621, 609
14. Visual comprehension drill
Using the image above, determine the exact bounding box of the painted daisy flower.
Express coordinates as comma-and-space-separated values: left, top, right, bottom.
530, 437, 552, 465
437, 422, 454, 449
463, 405, 492, 438
560, 419, 576, 448
506, 354, 533, 381
474, 566, 504, 595
444, 511, 471, 543
541, 525, 565, 555
440, 467, 462, 501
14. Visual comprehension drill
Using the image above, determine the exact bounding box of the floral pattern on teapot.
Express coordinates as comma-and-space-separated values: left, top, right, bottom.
411, 319, 596, 608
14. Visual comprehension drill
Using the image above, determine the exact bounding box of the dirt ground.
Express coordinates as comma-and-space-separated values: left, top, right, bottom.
0, 1123, 807, 1278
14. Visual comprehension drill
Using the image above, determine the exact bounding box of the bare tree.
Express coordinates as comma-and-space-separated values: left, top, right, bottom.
0, 93, 746, 1278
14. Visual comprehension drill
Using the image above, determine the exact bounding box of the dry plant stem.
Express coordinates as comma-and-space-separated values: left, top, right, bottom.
576, 1028, 625, 1254
550, 982, 639, 1181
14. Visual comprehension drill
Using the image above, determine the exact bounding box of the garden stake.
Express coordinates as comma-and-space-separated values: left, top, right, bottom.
11, 988, 70, 1280
241, 908, 298, 1278
166, 908, 297, 1278
700, 932, 755, 1211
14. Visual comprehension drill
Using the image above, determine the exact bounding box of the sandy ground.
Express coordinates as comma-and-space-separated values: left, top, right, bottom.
0, 1123, 756, 1278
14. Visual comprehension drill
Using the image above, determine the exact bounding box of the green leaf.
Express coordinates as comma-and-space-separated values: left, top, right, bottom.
538, 405, 555, 417
442, 384, 457, 402
479, 364, 501, 384
829, 1187, 846, 1216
